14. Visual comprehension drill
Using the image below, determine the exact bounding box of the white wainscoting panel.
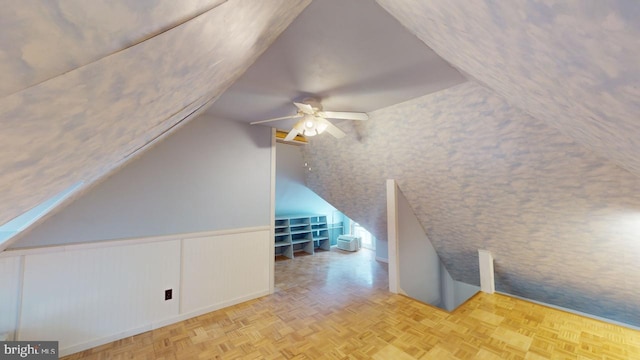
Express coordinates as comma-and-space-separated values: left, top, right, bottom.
0, 255, 21, 339
19, 240, 180, 351
181, 230, 270, 315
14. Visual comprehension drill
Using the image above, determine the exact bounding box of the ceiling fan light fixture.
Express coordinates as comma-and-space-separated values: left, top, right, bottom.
298, 115, 327, 137
255, 100, 365, 141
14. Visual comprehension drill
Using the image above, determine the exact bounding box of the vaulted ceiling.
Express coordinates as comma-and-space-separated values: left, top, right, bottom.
2, 0, 640, 327
0, 0, 309, 241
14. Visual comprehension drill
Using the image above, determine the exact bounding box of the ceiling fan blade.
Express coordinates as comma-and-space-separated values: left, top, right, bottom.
293, 102, 315, 114
284, 128, 300, 141
250, 114, 302, 125
318, 111, 368, 121
317, 118, 346, 139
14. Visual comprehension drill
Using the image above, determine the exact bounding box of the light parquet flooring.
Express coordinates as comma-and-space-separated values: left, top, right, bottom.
63, 248, 640, 359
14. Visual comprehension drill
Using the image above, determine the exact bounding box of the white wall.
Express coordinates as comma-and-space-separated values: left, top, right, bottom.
12, 115, 272, 248
181, 232, 270, 314
19, 240, 181, 348
0, 256, 20, 340
1, 228, 270, 356
275, 142, 338, 217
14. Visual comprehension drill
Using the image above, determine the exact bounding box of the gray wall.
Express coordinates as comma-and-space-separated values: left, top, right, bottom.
376, 237, 388, 261
396, 183, 478, 309
440, 262, 479, 311
397, 185, 441, 305
275, 142, 338, 218
12, 115, 272, 248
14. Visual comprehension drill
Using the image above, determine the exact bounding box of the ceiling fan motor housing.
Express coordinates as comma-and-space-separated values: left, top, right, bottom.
301, 97, 322, 111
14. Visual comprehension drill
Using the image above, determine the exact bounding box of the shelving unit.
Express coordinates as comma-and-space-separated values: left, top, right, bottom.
274, 215, 329, 259
310, 215, 330, 252
274, 218, 292, 258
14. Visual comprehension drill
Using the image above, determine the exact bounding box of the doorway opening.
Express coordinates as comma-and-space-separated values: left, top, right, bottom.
351, 222, 375, 251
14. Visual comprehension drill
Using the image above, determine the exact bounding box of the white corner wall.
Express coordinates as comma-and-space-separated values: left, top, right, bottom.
11, 115, 272, 248
1, 227, 270, 357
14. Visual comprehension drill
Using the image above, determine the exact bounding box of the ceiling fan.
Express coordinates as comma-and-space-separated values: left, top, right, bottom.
250, 98, 368, 141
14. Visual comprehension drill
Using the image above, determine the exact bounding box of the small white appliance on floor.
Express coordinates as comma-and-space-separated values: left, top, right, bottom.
336, 235, 361, 252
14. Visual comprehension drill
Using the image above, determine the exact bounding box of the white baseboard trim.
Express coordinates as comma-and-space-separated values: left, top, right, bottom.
60, 324, 153, 357
59, 289, 271, 357
496, 291, 640, 331
375, 256, 388, 263
170, 289, 271, 327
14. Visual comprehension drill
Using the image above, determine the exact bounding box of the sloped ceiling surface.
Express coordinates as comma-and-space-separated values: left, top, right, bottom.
303, 82, 640, 326
377, 0, 640, 177
0, 0, 225, 98
0, 0, 309, 236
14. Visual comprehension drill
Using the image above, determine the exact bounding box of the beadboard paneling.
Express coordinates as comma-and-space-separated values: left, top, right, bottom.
181, 230, 270, 314
19, 240, 180, 350
0, 256, 21, 339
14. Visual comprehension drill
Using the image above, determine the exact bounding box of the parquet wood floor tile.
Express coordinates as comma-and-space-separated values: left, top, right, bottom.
63, 248, 640, 359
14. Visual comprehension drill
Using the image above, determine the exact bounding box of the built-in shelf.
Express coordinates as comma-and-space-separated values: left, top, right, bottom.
274, 215, 330, 259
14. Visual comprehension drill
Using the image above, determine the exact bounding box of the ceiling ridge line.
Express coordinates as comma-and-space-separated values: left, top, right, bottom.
0, 0, 230, 101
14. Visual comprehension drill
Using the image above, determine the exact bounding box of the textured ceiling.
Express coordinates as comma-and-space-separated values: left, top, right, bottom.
0, 0, 309, 246
0, 0, 225, 98
206, 0, 464, 126
377, 0, 640, 177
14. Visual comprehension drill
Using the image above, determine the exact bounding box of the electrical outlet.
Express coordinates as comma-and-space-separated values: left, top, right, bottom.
165, 289, 172, 301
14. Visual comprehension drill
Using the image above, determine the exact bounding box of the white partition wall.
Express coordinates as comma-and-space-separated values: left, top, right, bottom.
0, 226, 271, 356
